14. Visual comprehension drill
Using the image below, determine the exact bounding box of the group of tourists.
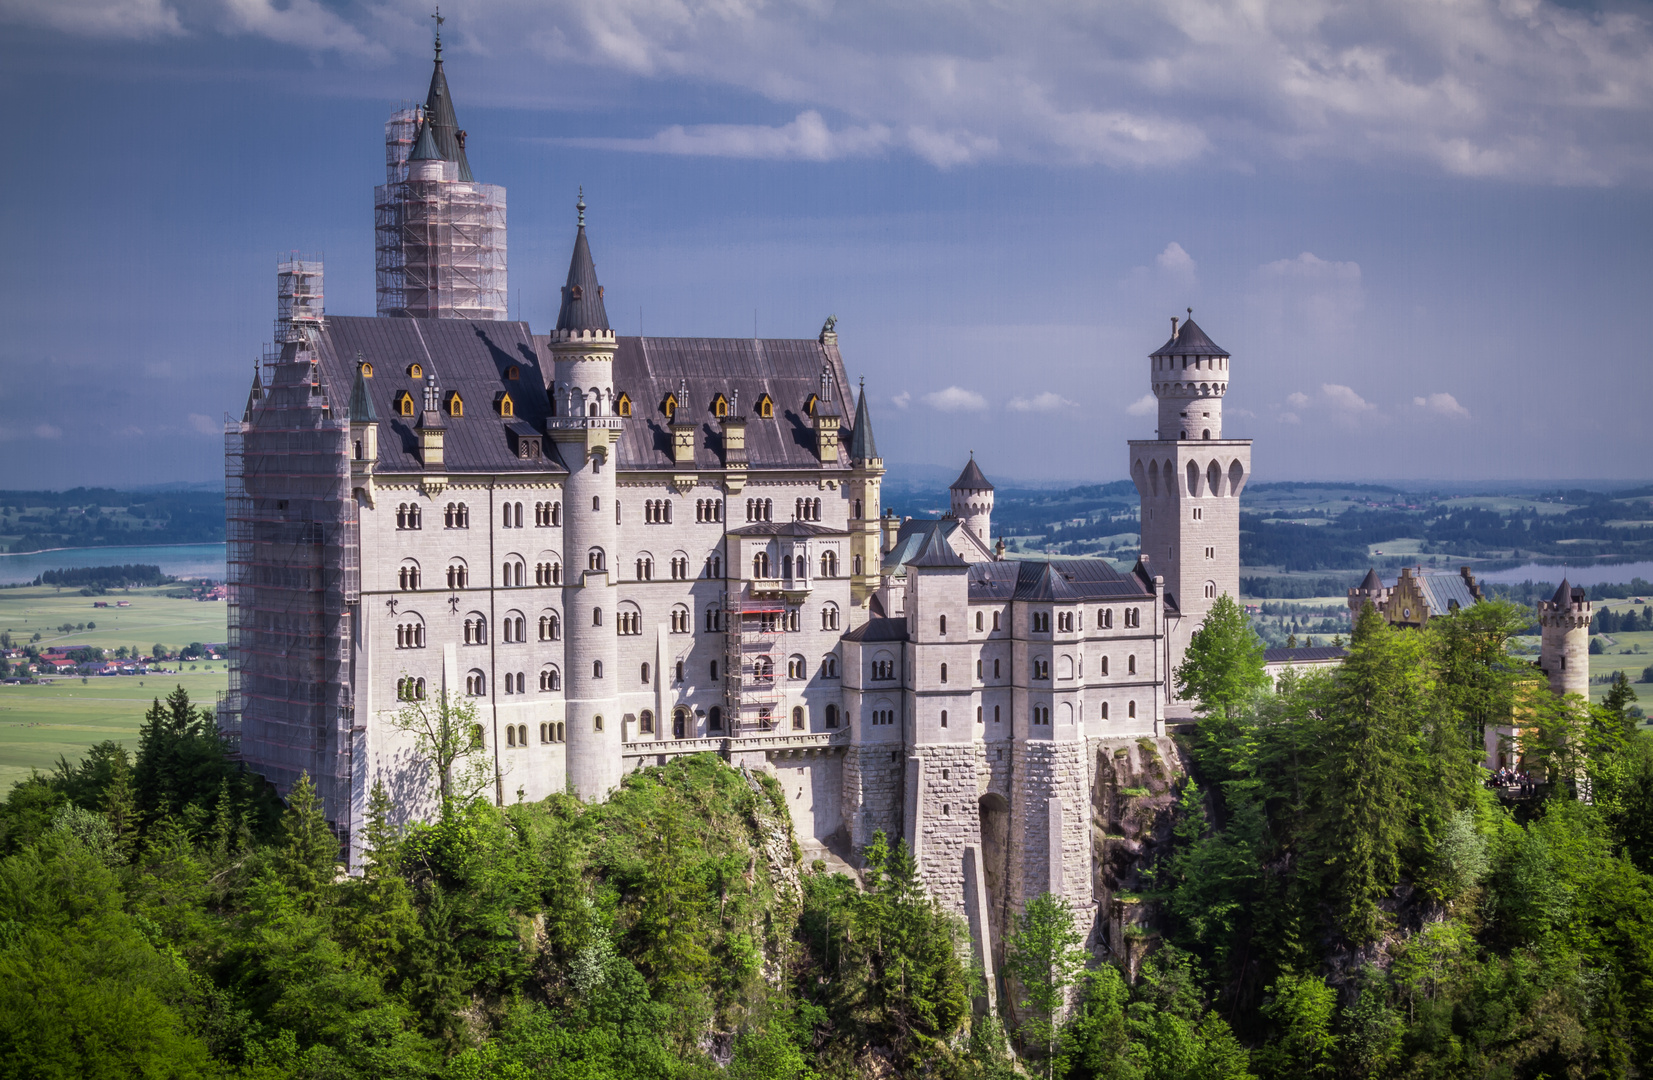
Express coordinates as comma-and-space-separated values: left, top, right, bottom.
1490, 765, 1538, 797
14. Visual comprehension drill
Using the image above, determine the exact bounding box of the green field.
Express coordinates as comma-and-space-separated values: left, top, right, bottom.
0, 582, 226, 652
0, 669, 228, 791
0, 584, 230, 791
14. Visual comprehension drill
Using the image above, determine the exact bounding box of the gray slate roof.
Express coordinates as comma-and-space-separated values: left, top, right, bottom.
909, 526, 968, 569
348, 362, 375, 422
882, 519, 959, 576
314, 316, 561, 475
1370, 570, 1481, 615
967, 558, 1154, 602
1151, 315, 1229, 358
951, 456, 993, 492
841, 617, 907, 643
848, 385, 878, 461
728, 522, 848, 538
311, 316, 857, 476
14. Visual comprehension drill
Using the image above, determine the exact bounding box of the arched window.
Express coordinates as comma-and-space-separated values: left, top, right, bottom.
673, 707, 690, 738
593, 660, 603, 679
708, 706, 723, 732
757, 394, 774, 418
939, 615, 947, 636
1204, 581, 1216, 599
1100, 656, 1109, 676
588, 548, 606, 572
592, 607, 603, 627
507, 725, 517, 746
539, 612, 561, 640
853, 554, 863, 575
399, 561, 421, 590
407, 363, 422, 379
1101, 701, 1109, 719
753, 552, 770, 578
671, 605, 690, 633
754, 655, 774, 681
940, 663, 948, 683
821, 603, 840, 631
940, 710, 948, 727
465, 670, 486, 696
446, 391, 463, 417
1128, 654, 1137, 675
1128, 700, 1136, 719
640, 709, 654, 734
641, 662, 651, 684
539, 666, 561, 691
617, 393, 632, 417
819, 550, 837, 577
821, 655, 839, 678
825, 704, 839, 729
396, 391, 415, 416
975, 611, 983, 631
792, 706, 805, 730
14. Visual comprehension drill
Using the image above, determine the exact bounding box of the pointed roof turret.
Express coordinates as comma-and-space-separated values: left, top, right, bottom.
422, 29, 474, 181
242, 365, 263, 422
951, 454, 993, 492
555, 189, 610, 332
408, 116, 441, 162
1550, 579, 1573, 607
348, 361, 376, 422
1151, 311, 1229, 358
1359, 568, 1383, 591
849, 378, 879, 461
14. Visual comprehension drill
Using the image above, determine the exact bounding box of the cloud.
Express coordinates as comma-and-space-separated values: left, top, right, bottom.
890, 391, 911, 410
1008, 391, 1075, 413
1321, 384, 1376, 413
1278, 412, 1301, 424
578, 111, 895, 162
1286, 392, 1311, 408
187, 413, 220, 435
1252, 252, 1365, 339
1414, 392, 1470, 419
0, 0, 181, 38
1156, 242, 1197, 282
1126, 393, 1157, 417
922, 386, 987, 412
32, 423, 63, 439
1258, 252, 1361, 286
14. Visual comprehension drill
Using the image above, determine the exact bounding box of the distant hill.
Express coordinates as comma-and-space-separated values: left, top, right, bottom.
0, 488, 224, 553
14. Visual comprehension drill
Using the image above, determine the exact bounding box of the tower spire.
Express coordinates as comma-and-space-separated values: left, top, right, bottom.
849, 377, 879, 462
556, 190, 609, 332
421, 11, 473, 182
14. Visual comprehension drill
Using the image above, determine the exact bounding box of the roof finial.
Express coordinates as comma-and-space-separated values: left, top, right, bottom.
577, 186, 585, 227
431, 6, 443, 57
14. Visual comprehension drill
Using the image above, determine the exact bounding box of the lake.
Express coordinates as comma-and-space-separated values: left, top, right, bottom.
1477, 561, 1653, 587
0, 543, 227, 586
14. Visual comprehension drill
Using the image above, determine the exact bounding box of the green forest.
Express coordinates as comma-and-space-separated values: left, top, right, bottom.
2, 598, 1652, 1078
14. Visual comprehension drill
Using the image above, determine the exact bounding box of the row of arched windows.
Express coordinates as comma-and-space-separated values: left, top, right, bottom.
617, 611, 642, 635
444, 503, 470, 529
395, 622, 425, 648
795, 497, 822, 521
502, 502, 524, 528
644, 500, 673, 523
396, 677, 426, 700
535, 501, 561, 526
695, 500, 723, 522
396, 503, 422, 530
745, 498, 773, 522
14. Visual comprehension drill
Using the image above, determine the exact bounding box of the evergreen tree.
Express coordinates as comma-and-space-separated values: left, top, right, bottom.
1004, 891, 1088, 1075
274, 772, 338, 898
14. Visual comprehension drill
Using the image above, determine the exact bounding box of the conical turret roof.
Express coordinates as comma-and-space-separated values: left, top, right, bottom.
422, 43, 474, 181
849, 382, 879, 461
348, 362, 376, 422
242, 366, 263, 423
1550, 579, 1574, 606
1359, 568, 1382, 591
1151, 314, 1229, 358
951, 455, 993, 492
408, 117, 441, 162
555, 193, 610, 332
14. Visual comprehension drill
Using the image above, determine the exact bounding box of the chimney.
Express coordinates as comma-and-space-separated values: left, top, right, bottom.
1170, 316, 1179, 341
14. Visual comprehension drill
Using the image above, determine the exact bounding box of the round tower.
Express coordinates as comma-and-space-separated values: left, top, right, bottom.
546, 191, 623, 801
1538, 579, 1591, 701
1151, 310, 1230, 441
949, 454, 994, 543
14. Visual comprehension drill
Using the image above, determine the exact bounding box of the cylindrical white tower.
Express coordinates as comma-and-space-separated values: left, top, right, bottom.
1152, 311, 1230, 442
1538, 580, 1592, 701
949, 455, 994, 544
547, 193, 623, 801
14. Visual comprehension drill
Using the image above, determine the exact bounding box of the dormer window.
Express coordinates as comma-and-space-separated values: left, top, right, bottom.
504, 365, 519, 381
756, 394, 774, 419
446, 391, 464, 417
570, 285, 583, 301
407, 363, 423, 379
663, 394, 677, 419
395, 391, 415, 416
616, 393, 632, 417
360, 361, 373, 378
496, 392, 515, 418
804, 393, 819, 416
712, 394, 729, 418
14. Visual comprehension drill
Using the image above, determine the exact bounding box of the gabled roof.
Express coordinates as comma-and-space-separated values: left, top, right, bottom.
556, 198, 609, 333
965, 558, 1154, 602
422, 46, 474, 181
882, 519, 958, 576
848, 383, 878, 461
1150, 315, 1229, 358
951, 455, 993, 492
909, 526, 968, 569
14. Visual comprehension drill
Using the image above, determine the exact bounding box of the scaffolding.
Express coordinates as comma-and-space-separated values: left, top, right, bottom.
374, 106, 507, 321
226, 256, 361, 839
724, 595, 798, 734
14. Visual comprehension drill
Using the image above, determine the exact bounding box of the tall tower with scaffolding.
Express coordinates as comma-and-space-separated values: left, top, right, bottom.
224, 255, 361, 838
374, 22, 507, 321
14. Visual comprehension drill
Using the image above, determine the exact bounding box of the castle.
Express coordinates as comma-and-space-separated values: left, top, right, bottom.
221, 45, 1251, 972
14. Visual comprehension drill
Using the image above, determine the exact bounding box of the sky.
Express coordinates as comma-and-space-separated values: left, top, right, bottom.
1, 0, 1650, 490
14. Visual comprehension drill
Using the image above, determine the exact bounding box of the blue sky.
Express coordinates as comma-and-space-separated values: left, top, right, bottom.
1, 0, 1650, 488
